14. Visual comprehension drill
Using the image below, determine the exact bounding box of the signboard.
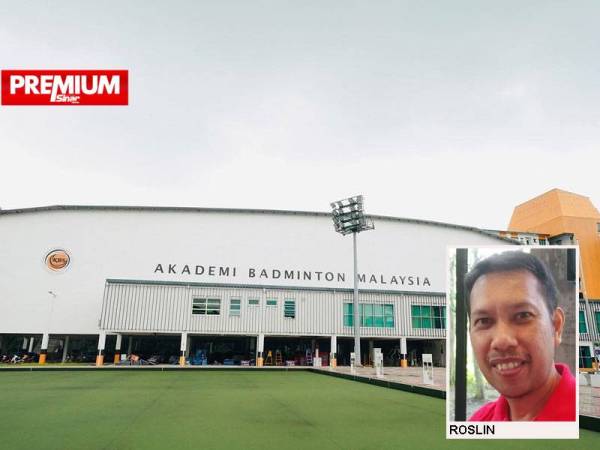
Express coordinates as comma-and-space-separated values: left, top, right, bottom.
374, 348, 384, 378
422, 353, 433, 385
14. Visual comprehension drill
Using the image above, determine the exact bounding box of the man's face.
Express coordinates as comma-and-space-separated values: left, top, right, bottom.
469, 269, 564, 399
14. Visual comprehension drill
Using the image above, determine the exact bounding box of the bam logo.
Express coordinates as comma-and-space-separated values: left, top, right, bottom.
45, 249, 70, 271
1, 70, 128, 105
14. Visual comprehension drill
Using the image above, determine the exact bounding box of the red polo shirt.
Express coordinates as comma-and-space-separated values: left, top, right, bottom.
469, 363, 576, 421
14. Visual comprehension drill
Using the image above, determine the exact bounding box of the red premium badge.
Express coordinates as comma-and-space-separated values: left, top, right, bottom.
1, 70, 128, 105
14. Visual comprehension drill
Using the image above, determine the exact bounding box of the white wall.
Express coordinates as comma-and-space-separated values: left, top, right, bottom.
0, 208, 508, 334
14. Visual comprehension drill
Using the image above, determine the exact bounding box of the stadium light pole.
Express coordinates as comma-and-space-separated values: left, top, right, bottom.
330, 195, 374, 367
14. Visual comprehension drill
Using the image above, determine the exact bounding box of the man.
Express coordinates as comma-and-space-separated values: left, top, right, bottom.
464, 251, 575, 421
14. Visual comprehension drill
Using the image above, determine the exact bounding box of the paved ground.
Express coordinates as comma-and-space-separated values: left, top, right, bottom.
325, 365, 600, 419
321, 365, 447, 391
580, 383, 600, 417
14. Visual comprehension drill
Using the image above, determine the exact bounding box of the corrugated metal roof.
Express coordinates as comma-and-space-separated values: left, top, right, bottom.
0, 204, 515, 243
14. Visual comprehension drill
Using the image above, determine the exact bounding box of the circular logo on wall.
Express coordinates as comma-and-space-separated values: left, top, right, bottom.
45, 249, 70, 271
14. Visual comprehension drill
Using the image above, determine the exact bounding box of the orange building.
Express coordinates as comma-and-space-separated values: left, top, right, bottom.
508, 189, 600, 369
509, 189, 600, 301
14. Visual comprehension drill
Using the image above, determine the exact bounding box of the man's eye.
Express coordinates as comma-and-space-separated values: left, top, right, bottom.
473, 317, 491, 327
515, 312, 533, 321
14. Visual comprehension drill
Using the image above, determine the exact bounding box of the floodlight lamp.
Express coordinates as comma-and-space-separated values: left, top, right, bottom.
330, 194, 375, 236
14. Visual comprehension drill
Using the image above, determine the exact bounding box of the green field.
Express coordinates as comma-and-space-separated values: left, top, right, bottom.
0, 370, 595, 450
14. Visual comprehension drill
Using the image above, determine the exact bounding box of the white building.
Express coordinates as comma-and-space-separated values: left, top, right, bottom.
0, 205, 510, 366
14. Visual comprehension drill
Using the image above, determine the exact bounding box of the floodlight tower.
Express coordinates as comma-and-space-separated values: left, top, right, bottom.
330, 195, 374, 367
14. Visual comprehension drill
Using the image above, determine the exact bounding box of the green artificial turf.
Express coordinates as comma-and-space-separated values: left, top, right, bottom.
0, 371, 595, 450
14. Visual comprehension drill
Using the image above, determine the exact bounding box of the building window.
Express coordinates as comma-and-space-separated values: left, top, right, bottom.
579, 310, 587, 333
580, 346, 593, 369
248, 298, 260, 306
383, 304, 395, 328
411, 305, 446, 329
230, 298, 241, 316
344, 303, 354, 326
595, 311, 600, 333
343, 303, 394, 328
284, 299, 296, 318
192, 298, 220, 315
266, 298, 277, 307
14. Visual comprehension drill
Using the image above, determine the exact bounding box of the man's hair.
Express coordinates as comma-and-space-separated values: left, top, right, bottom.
464, 251, 559, 316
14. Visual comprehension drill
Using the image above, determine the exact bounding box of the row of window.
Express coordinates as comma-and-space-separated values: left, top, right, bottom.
190, 301, 600, 334
343, 303, 395, 328
579, 310, 600, 334
411, 305, 446, 329
191, 298, 446, 330
341, 303, 446, 330
192, 298, 296, 318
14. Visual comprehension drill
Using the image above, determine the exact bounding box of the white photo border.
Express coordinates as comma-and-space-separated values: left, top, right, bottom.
445, 245, 579, 440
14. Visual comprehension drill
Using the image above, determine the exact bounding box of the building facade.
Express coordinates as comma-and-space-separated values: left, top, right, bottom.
0, 205, 510, 366
508, 189, 600, 369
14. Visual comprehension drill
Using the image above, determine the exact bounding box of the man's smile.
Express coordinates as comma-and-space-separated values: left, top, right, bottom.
488, 356, 529, 376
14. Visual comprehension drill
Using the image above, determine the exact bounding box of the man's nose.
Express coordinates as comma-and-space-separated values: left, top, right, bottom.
490, 321, 518, 352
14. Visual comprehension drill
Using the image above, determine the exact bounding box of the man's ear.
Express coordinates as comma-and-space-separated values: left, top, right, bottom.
552, 307, 565, 347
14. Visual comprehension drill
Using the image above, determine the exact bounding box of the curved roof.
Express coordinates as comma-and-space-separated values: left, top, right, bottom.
0, 204, 515, 243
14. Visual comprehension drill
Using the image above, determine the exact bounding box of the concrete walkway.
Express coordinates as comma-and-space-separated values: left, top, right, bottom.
580, 384, 600, 417
319, 365, 446, 392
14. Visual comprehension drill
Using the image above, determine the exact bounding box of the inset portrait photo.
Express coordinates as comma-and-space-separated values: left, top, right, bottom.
446, 246, 579, 439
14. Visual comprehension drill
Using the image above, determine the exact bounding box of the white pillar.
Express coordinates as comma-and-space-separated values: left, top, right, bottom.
400, 337, 408, 368
97, 332, 106, 351
22, 337, 28, 350
62, 336, 70, 363
39, 333, 49, 364
96, 332, 106, 366
185, 335, 191, 358
257, 333, 265, 367
113, 333, 123, 364
179, 332, 187, 366
28, 337, 35, 353
330, 335, 337, 368
127, 336, 133, 355
41, 333, 49, 350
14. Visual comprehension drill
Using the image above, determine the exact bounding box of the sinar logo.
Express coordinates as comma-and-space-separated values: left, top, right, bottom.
45, 249, 70, 271
1, 70, 128, 106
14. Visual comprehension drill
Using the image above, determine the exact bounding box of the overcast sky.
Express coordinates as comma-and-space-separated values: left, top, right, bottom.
1, 1, 599, 230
